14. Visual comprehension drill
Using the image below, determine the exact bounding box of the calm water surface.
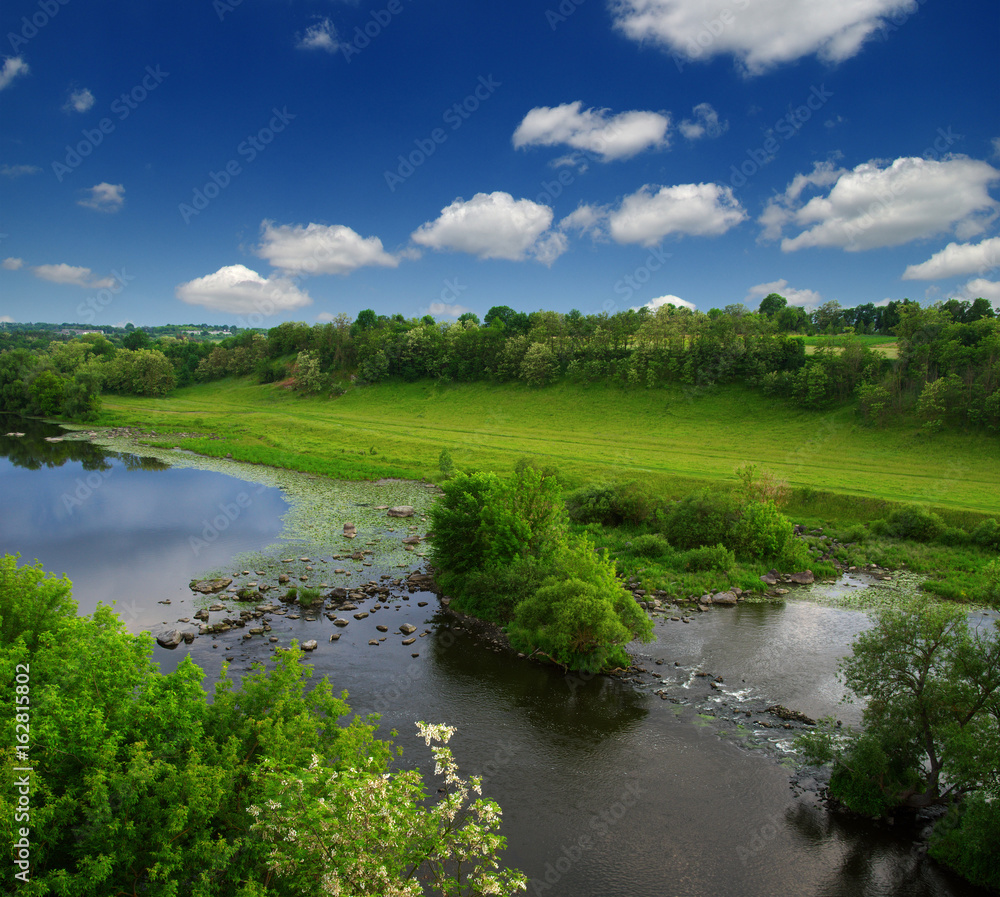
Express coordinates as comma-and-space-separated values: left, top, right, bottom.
0, 416, 987, 897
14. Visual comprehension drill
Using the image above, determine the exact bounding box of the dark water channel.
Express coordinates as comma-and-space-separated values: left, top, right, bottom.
0, 416, 988, 897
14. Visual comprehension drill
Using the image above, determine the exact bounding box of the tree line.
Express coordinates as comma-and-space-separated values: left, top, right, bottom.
1, 296, 997, 432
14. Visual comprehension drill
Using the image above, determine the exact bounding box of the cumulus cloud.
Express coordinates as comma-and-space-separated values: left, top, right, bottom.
297, 18, 339, 52
256, 221, 400, 275
2, 257, 24, 270
428, 302, 474, 319
960, 278, 1000, 306
512, 101, 670, 161
559, 203, 607, 240
175, 265, 312, 314
31, 263, 115, 289
678, 102, 727, 140
745, 278, 823, 309
632, 294, 696, 313
608, 182, 746, 246
411, 191, 566, 263
611, 0, 916, 74
0, 315, 13, 323
902, 236, 1000, 280
65, 88, 95, 112
78, 182, 125, 212
0, 57, 29, 91
1, 164, 41, 177
760, 156, 1000, 252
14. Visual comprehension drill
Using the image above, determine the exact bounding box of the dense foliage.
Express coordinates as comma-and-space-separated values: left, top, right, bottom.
3, 296, 997, 431
798, 601, 1000, 890
430, 465, 653, 672
0, 556, 525, 896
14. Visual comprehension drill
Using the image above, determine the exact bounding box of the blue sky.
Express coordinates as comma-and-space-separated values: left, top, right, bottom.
1, 0, 998, 326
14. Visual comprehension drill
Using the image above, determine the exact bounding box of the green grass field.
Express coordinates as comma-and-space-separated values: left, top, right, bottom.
95, 378, 999, 524
801, 335, 899, 358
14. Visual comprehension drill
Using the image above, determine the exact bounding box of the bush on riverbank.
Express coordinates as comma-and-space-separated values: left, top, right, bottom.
0, 556, 525, 896
797, 601, 1000, 891
430, 465, 653, 671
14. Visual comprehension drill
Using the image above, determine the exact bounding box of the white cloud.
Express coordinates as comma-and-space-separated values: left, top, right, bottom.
297, 18, 339, 53
632, 294, 696, 313
611, 0, 916, 74
608, 182, 746, 246
760, 156, 1000, 252
678, 102, 727, 140
0, 57, 29, 91
960, 278, 1000, 306
512, 101, 670, 161
902, 236, 1000, 280
175, 265, 312, 314
2, 257, 23, 270
65, 88, 95, 113
0, 315, 13, 323
31, 263, 115, 289
411, 191, 566, 263
316, 312, 337, 322
428, 302, 474, 318
78, 182, 125, 212
257, 221, 400, 275
745, 278, 823, 309
0, 164, 40, 177
559, 204, 607, 240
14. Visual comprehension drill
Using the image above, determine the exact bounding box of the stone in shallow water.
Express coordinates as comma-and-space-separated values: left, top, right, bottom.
157, 630, 183, 648
399, 623, 417, 635
301, 639, 318, 651
190, 578, 232, 593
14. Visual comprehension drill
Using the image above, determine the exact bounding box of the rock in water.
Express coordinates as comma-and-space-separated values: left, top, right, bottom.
399, 623, 417, 635
788, 570, 815, 584
301, 640, 318, 651
387, 506, 415, 518
157, 630, 183, 648
712, 591, 738, 606
190, 577, 233, 593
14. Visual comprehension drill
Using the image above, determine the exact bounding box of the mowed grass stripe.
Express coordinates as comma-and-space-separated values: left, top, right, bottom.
98, 379, 1000, 516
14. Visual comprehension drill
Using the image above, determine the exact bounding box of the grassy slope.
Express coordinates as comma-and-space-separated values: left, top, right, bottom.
97, 378, 999, 522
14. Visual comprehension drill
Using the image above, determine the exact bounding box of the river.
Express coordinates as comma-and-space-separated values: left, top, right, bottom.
0, 414, 988, 896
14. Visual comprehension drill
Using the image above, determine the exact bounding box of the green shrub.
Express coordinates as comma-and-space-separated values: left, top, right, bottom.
629, 533, 672, 558
680, 544, 735, 573
878, 505, 946, 542
938, 526, 970, 547
971, 518, 1000, 551
0, 554, 76, 652
447, 558, 546, 624
982, 559, 1000, 603
507, 538, 653, 673
565, 480, 660, 526
659, 489, 739, 550
929, 796, 1000, 891
732, 499, 797, 562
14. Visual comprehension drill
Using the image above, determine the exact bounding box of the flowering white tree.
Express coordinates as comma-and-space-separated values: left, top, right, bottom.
249, 722, 527, 896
